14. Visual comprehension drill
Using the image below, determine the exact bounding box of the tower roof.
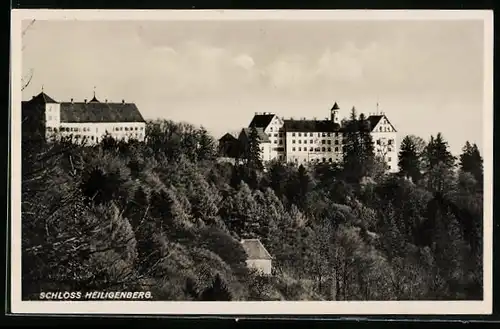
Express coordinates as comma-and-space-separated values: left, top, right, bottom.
31, 91, 58, 104
331, 102, 339, 110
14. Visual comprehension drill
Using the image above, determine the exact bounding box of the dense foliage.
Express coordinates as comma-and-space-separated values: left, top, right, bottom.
22, 116, 484, 301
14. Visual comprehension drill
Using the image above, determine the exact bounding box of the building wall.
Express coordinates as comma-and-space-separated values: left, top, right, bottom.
285, 131, 343, 165
263, 115, 286, 161
246, 259, 272, 275
47, 121, 146, 144
372, 131, 398, 172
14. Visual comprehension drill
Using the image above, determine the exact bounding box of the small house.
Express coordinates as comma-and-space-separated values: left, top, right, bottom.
240, 238, 272, 275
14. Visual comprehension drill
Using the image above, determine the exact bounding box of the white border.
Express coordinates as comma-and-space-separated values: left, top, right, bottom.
10, 9, 494, 315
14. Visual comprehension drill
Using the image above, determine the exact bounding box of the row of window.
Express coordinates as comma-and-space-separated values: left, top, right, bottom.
292, 146, 340, 153
291, 132, 340, 138
291, 139, 340, 145
48, 126, 144, 133
376, 139, 395, 145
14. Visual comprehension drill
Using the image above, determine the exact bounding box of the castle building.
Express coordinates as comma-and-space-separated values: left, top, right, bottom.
22, 90, 146, 144
220, 102, 399, 173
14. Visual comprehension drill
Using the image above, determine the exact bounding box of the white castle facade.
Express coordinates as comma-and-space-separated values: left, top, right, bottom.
220, 103, 398, 173
22, 91, 146, 144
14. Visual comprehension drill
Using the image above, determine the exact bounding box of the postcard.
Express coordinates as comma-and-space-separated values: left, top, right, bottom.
9, 9, 493, 315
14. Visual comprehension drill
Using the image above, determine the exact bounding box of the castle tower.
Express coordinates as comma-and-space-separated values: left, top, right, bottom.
330, 102, 340, 124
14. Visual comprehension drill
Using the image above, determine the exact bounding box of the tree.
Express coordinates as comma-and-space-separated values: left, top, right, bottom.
197, 126, 216, 161
459, 141, 483, 185
246, 126, 264, 171
342, 107, 362, 182
422, 133, 456, 193
398, 135, 422, 182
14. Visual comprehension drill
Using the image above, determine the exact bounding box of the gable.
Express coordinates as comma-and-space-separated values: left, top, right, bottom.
249, 114, 275, 129
370, 115, 397, 133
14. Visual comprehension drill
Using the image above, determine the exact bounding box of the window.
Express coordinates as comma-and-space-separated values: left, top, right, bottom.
279, 140, 283, 145
298, 133, 302, 137
335, 147, 339, 152
270, 127, 273, 132
327, 133, 331, 137
91, 136, 94, 140
292, 147, 296, 151
135, 127, 138, 131
322, 158, 326, 162
292, 133, 296, 137
304, 140, 307, 144
388, 147, 392, 152
292, 140, 296, 144
388, 165, 391, 169
298, 140, 302, 144
322, 147, 326, 152
328, 147, 331, 152
298, 147, 302, 151
388, 157, 392, 161
379, 127, 383, 132
279, 155, 283, 160
310, 147, 313, 151
388, 139, 394, 145
140, 127, 144, 131
327, 140, 331, 144
377, 139, 381, 145
322, 140, 326, 144
310, 133, 313, 137
274, 140, 277, 144
274, 133, 278, 137
329, 158, 332, 163
335, 132, 339, 137
310, 140, 313, 144
125, 127, 129, 131
334, 140, 339, 145
322, 133, 326, 137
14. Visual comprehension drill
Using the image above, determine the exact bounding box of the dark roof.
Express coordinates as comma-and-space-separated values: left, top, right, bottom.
219, 132, 238, 142
366, 114, 397, 132
283, 119, 341, 132
241, 127, 270, 142
249, 114, 275, 129
241, 239, 272, 260
60, 102, 145, 123
367, 115, 383, 131
331, 102, 339, 110
89, 95, 100, 103
30, 92, 58, 104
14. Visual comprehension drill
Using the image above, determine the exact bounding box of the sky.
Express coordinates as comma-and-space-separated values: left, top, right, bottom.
21, 19, 485, 156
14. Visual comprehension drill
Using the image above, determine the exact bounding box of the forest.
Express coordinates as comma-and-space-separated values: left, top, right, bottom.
21, 110, 484, 301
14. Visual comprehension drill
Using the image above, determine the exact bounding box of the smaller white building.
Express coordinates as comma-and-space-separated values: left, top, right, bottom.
238, 127, 272, 163
241, 239, 273, 275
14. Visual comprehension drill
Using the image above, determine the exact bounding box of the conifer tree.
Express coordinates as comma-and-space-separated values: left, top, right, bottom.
459, 141, 483, 184
398, 135, 422, 182
247, 126, 264, 171
197, 126, 216, 161
342, 107, 362, 182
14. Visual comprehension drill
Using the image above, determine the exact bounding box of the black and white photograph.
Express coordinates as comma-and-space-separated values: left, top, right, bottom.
10, 10, 493, 315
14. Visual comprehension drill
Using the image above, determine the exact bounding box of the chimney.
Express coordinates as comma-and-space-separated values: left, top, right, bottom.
71, 98, 73, 103
122, 99, 125, 104
84, 99, 87, 103
105, 99, 108, 103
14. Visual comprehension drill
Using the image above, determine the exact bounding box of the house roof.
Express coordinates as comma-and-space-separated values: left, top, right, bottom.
241, 127, 270, 143
60, 102, 146, 123
367, 114, 397, 132
241, 239, 272, 260
219, 132, 238, 142
249, 113, 275, 129
30, 92, 58, 104
283, 119, 341, 133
